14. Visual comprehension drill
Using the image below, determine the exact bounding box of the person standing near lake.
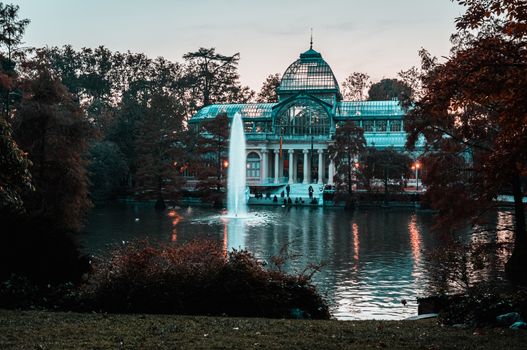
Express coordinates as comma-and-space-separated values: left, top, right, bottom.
308, 185, 314, 199
286, 184, 290, 197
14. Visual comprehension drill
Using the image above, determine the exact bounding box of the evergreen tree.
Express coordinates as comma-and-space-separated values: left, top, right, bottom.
183, 48, 254, 112
193, 114, 229, 204
13, 68, 93, 231
256, 73, 280, 102
328, 121, 366, 198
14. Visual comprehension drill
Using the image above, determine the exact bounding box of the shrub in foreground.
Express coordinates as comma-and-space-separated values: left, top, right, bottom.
80, 240, 330, 319
0, 214, 90, 285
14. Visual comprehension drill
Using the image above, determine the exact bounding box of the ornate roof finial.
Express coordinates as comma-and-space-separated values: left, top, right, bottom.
310, 28, 313, 50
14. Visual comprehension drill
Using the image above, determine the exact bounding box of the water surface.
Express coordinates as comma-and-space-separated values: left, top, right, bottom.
81, 203, 510, 320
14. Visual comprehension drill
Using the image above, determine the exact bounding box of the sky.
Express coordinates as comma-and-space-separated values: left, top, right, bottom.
13, 0, 464, 91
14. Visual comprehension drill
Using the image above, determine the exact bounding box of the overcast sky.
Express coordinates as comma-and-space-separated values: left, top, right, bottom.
13, 0, 464, 91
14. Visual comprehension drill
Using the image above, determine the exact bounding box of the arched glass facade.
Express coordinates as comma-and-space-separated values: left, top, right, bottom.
275, 99, 330, 136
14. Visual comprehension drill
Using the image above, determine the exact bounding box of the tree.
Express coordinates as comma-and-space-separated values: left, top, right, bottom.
397, 65, 423, 105
405, 0, 527, 280
0, 3, 29, 115
183, 48, 254, 112
0, 115, 32, 215
13, 68, 93, 232
135, 94, 186, 207
360, 148, 412, 196
0, 4, 31, 215
256, 73, 280, 102
0, 3, 30, 60
328, 121, 366, 201
341, 72, 371, 101
87, 141, 128, 200
194, 114, 229, 204
368, 78, 412, 101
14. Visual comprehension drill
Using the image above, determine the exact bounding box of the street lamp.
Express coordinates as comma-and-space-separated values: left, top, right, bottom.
411, 161, 421, 192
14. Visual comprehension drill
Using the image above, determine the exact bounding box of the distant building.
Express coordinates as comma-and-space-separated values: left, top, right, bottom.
189, 46, 410, 187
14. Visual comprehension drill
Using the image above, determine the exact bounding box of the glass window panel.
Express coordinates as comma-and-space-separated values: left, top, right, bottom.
363, 120, 374, 132
390, 120, 402, 132
376, 120, 387, 132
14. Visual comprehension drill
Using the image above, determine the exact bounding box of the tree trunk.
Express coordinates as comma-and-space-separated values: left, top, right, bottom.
384, 168, 388, 204
155, 174, 165, 211
505, 171, 527, 283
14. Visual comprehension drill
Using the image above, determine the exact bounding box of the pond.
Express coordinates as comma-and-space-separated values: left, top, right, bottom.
81, 203, 512, 320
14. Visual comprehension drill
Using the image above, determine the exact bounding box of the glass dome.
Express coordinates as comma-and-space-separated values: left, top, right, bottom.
278, 48, 340, 93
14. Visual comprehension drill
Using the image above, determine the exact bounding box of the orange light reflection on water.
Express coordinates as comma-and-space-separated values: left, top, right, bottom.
169, 211, 182, 242
408, 215, 421, 266
352, 223, 359, 262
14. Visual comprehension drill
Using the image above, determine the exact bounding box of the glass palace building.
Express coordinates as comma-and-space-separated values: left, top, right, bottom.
190, 47, 409, 187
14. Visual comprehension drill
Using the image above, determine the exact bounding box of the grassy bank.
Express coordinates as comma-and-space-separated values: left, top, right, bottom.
1, 310, 526, 349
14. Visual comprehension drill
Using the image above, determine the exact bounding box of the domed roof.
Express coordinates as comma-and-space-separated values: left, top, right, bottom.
278, 48, 340, 93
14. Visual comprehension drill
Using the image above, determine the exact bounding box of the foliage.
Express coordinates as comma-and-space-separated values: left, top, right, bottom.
193, 114, 229, 203
87, 141, 128, 200
328, 121, 366, 197
0, 115, 32, 214
39, 46, 250, 198
256, 73, 280, 103
368, 78, 412, 101
0, 214, 90, 285
359, 148, 412, 194
405, 0, 527, 280
80, 240, 330, 319
434, 288, 527, 326
0, 3, 30, 59
397, 65, 424, 104
0, 47, 32, 215
133, 58, 187, 202
13, 67, 93, 232
183, 47, 254, 110
341, 72, 371, 101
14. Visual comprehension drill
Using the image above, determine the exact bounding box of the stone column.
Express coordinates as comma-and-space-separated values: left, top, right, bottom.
274, 150, 280, 184
261, 150, 268, 184
302, 149, 309, 184
288, 149, 295, 184
328, 158, 335, 185
318, 150, 325, 184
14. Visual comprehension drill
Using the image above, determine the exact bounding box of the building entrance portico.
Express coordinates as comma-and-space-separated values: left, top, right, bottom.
252, 146, 334, 186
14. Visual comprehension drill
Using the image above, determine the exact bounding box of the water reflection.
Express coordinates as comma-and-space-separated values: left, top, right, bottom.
168, 210, 182, 242
82, 204, 510, 320
408, 214, 421, 267
222, 217, 247, 253
352, 223, 359, 263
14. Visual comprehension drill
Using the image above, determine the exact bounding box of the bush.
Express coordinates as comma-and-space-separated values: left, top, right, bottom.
0, 214, 90, 285
80, 240, 330, 319
434, 289, 527, 326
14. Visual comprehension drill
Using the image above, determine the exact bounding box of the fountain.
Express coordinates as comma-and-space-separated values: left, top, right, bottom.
227, 112, 247, 217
